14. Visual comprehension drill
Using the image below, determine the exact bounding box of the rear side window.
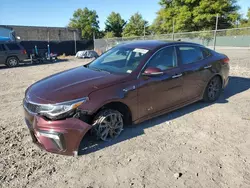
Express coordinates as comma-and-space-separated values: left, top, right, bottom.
0, 44, 5, 51
5, 43, 21, 50
201, 47, 212, 58
178, 46, 203, 64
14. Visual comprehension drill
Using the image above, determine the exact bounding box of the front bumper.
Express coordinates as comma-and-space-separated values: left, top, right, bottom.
24, 109, 92, 156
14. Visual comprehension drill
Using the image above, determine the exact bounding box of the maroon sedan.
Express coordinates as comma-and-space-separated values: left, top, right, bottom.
23, 41, 229, 156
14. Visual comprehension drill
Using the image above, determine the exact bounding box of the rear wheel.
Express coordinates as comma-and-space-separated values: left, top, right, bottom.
92, 109, 124, 141
6, 57, 19, 68
203, 76, 222, 102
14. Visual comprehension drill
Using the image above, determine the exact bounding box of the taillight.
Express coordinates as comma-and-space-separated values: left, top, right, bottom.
222, 57, 229, 64
22, 50, 27, 54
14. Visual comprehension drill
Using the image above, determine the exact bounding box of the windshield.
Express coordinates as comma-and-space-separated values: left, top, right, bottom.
88, 46, 149, 74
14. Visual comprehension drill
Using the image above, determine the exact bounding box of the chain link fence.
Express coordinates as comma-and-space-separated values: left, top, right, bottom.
0, 25, 95, 55
94, 27, 250, 54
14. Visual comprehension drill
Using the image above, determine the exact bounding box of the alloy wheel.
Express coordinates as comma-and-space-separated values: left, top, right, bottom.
93, 111, 123, 141
207, 77, 221, 101
9, 58, 18, 67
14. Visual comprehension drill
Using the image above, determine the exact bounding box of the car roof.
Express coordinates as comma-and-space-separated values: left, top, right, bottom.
118, 40, 203, 50
0, 41, 19, 44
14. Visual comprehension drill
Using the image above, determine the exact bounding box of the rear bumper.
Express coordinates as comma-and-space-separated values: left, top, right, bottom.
221, 64, 230, 89
223, 77, 229, 88
18, 54, 28, 62
24, 109, 92, 156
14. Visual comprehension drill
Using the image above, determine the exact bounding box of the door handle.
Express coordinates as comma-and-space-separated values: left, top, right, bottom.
204, 65, 212, 69
172, 73, 182, 79
123, 85, 136, 93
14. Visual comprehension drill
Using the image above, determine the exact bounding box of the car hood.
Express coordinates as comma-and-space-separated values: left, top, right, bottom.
26, 66, 126, 104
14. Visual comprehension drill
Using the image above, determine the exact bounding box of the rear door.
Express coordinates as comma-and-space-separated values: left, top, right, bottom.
5, 42, 22, 56
176, 45, 213, 101
0, 44, 7, 64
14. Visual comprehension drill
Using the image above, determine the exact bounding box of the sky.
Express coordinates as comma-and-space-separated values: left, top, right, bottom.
0, 0, 249, 30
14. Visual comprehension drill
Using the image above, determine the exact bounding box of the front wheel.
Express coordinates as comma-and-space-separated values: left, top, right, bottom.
92, 109, 124, 141
203, 76, 222, 102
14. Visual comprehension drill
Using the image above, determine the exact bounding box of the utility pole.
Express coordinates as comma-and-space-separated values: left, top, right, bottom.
213, 14, 219, 50
74, 31, 77, 54
47, 28, 50, 43
144, 22, 146, 40
172, 19, 175, 41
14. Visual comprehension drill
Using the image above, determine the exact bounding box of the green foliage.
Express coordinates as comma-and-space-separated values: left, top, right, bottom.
96, 30, 105, 39
122, 13, 149, 37
152, 0, 241, 34
247, 8, 250, 20
198, 31, 214, 45
104, 31, 115, 39
239, 8, 250, 27
69, 8, 99, 39
105, 12, 126, 37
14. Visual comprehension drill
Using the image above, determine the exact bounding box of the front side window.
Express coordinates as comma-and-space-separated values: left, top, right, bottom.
146, 46, 177, 71
178, 46, 203, 65
88, 46, 149, 74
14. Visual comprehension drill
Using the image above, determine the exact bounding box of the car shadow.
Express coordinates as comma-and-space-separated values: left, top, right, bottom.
0, 59, 69, 70
78, 76, 250, 155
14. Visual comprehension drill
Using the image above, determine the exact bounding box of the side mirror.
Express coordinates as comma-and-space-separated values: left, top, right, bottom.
142, 67, 163, 76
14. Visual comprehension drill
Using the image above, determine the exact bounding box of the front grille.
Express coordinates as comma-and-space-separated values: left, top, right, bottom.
23, 99, 40, 114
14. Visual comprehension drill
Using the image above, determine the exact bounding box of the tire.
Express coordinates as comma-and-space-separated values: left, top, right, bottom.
203, 76, 222, 102
6, 57, 19, 68
91, 109, 124, 141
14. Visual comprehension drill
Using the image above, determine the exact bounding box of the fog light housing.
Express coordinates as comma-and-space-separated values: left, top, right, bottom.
38, 131, 65, 150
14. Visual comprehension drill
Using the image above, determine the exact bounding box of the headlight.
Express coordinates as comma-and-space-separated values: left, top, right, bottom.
38, 97, 88, 120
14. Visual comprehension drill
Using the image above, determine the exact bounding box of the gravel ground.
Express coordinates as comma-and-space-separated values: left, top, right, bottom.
0, 49, 250, 188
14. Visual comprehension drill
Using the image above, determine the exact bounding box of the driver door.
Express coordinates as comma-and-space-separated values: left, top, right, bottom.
137, 46, 184, 119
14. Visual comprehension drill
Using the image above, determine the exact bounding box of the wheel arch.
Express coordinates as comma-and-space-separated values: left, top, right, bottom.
6, 55, 20, 64
202, 74, 223, 99
208, 74, 223, 86
93, 101, 133, 125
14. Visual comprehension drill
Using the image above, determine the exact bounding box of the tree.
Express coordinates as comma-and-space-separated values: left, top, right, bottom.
239, 8, 250, 27
104, 31, 115, 39
247, 7, 250, 21
151, 0, 240, 34
95, 30, 105, 39
105, 12, 126, 37
122, 13, 149, 37
69, 8, 99, 39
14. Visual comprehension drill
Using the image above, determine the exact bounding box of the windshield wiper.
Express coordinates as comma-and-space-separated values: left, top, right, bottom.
99, 69, 111, 74
88, 66, 110, 74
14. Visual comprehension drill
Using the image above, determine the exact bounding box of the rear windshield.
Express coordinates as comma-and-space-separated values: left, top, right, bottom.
5, 43, 21, 50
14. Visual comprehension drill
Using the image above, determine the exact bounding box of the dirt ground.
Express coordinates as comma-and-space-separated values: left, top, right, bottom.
0, 49, 250, 188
